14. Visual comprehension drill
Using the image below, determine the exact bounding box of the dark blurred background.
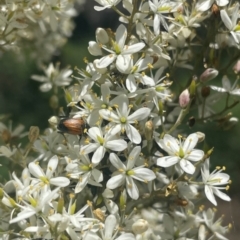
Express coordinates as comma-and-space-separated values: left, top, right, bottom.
0, 2, 239, 238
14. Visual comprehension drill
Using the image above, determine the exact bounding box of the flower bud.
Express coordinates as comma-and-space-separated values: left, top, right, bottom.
145, 120, 153, 140
132, 219, 149, 235
233, 60, 240, 74
179, 89, 190, 108
49, 95, 59, 110
189, 76, 197, 97
200, 68, 218, 82
119, 190, 127, 211
48, 116, 58, 126
28, 126, 39, 143
201, 86, 211, 98
196, 132, 205, 143
88, 41, 102, 56
96, 28, 109, 44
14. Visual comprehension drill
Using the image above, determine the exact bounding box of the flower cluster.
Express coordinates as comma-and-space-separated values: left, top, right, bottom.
1, 0, 239, 239
0, 0, 85, 63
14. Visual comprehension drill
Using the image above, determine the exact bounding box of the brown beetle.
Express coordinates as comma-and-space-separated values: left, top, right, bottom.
57, 117, 86, 136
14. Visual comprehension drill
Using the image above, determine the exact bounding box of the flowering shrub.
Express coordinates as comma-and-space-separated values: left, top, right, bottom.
1, 0, 240, 239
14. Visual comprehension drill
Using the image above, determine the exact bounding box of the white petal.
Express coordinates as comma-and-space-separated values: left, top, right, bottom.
182, 133, 198, 152
196, 0, 212, 11
205, 185, 217, 206
187, 150, 204, 162
128, 107, 151, 122
10, 209, 36, 224
125, 124, 141, 144
210, 85, 227, 92
46, 155, 58, 178
126, 74, 137, 92
96, 54, 116, 68
105, 215, 117, 238
109, 153, 126, 169
99, 109, 120, 122
116, 24, 127, 49
132, 168, 156, 181
80, 143, 99, 155
50, 177, 70, 187
126, 177, 139, 200
92, 146, 105, 164
141, 75, 155, 86
153, 14, 160, 35
29, 162, 45, 178
116, 54, 132, 73
126, 146, 141, 170
222, 75, 231, 91
88, 41, 102, 56
88, 127, 103, 141
112, 94, 128, 116
220, 9, 233, 30
122, 42, 145, 55
179, 159, 195, 174
157, 156, 179, 167
105, 139, 127, 151
92, 168, 103, 183
213, 188, 231, 202
162, 134, 179, 154
107, 174, 126, 189
75, 173, 90, 193
39, 83, 52, 92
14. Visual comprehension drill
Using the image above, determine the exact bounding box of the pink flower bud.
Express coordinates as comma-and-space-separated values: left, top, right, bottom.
200, 68, 218, 82
233, 60, 240, 73
179, 89, 190, 108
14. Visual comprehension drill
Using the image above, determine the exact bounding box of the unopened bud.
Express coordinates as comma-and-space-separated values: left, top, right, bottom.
96, 28, 109, 44
196, 132, 205, 143
145, 120, 153, 140
200, 68, 218, 82
48, 116, 58, 126
88, 41, 102, 56
28, 126, 39, 143
132, 219, 149, 235
158, 100, 164, 115
201, 86, 211, 98
49, 95, 59, 110
119, 190, 127, 210
179, 89, 190, 108
189, 77, 197, 97
57, 196, 64, 214
233, 60, 240, 74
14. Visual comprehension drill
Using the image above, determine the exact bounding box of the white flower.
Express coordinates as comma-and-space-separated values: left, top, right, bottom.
80, 126, 127, 164
31, 63, 72, 92
148, 0, 181, 35
96, 24, 145, 69
116, 55, 154, 92
65, 155, 103, 193
99, 95, 151, 144
135, 67, 172, 110
196, 0, 229, 11
94, 0, 121, 11
220, 3, 240, 44
156, 133, 204, 174
9, 187, 60, 224
29, 155, 70, 189
107, 146, 156, 200
210, 75, 240, 96
201, 158, 231, 206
